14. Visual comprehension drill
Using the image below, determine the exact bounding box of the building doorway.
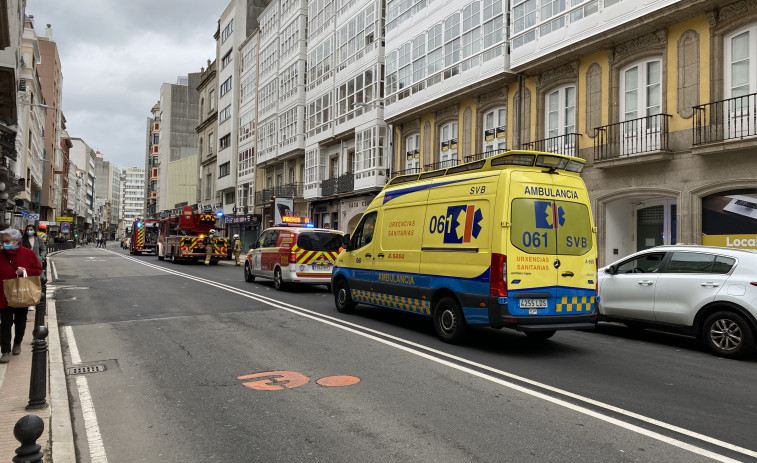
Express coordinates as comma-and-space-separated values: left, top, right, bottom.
634, 199, 676, 251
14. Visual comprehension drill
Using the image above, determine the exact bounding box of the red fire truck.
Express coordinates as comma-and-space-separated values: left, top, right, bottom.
129, 218, 160, 255
156, 206, 228, 264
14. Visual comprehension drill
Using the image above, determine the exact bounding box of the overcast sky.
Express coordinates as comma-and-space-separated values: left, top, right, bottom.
27, 0, 228, 170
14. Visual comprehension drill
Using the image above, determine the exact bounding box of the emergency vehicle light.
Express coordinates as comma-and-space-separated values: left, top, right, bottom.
216, 211, 224, 218
305, 223, 315, 228
136, 221, 143, 228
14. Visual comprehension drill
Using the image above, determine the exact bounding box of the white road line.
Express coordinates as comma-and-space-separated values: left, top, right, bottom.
50, 259, 58, 281
76, 375, 109, 463
64, 325, 81, 365
113, 252, 753, 462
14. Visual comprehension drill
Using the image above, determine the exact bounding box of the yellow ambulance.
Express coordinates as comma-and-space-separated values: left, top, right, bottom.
331, 150, 597, 342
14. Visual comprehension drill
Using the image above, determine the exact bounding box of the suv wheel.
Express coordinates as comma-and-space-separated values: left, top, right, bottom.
273, 268, 286, 291
244, 263, 255, 283
703, 311, 755, 358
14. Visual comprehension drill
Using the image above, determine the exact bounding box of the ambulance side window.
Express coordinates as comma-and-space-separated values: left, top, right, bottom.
352, 212, 377, 249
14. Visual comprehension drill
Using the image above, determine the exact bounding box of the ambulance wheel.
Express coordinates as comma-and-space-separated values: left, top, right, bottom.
273, 268, 286, 291
244, 263, 255, 283
525, 330, 556, 341
334, 279, 356, 313
433, 297, 467, 343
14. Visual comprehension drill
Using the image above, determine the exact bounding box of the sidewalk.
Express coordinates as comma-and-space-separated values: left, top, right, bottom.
0, 253, 75, 462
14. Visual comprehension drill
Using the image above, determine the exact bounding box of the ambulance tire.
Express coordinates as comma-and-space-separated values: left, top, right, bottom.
433, 297, 467, 343
525, 330, 556, 341
273, 268, 286, 291
334, 279, 356, 313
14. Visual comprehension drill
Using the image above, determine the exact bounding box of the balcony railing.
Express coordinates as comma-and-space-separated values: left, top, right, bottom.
523, 134, 580, 157
254, 182, 304, 204
594, 114, 672, 161
693, 92, 757, 145
463, 148, 508, 163
424, 158, 459, 171
321, 173, 355, 196
390, 167, 421, 178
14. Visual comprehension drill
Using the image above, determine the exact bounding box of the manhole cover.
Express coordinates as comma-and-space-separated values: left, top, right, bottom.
67, 365, 106, 375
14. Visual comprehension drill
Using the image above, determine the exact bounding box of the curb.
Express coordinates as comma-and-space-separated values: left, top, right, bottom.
47, 288, 76, 462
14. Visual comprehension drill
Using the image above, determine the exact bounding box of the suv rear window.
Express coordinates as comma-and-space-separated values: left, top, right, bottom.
297, 232, 342, 252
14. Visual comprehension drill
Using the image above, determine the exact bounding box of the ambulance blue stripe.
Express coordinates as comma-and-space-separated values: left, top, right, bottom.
382, 174, 498, 204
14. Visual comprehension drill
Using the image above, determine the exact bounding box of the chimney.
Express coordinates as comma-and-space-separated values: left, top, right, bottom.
45, 24, 53, 40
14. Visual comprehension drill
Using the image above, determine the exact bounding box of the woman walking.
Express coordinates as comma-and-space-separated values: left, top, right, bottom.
0, 228, 42, 363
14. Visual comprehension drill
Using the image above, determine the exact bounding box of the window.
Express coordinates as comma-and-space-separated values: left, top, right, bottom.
241, 74, 256, 103
427, 23, 443, 80
220, 77, 232, 97
307, 92, 331, 136
666, 252, 721, 274
621, 59, 661, 122
205, 173, 212, 199
219, 134, 231, 151
570, 0, 598, 22
208, 132, 214, 155
221, 51, 232, 70
308, 0, 334, 39
412, 35, 425, 83
439, 121, 458, 166
239, 147, 255, 177
260, 40, 279, 77
279, 107, 300, 146
279, 62, 300, 102
444, 13, 461, 72
209, 89, 215, 111
545, 85, 576, 139
462, 2, 481, 70
335, 3, 379, 69
616, 252, 666, 273
240, 109, 255, 142
483, 107, 506, 151
351, 211, 377, 249
259, 119, 277, 158
355, 126, 386, 171
335, 66, 381, 123
221, 19, 233, 44
512, 0, 536, 34
219, 162, 231, 178
405, 134, 420, 170
219, 104, 232, 123
259, 78, 278, 116
280, 18, 300, 62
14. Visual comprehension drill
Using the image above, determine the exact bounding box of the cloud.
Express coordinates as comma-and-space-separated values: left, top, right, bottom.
26, 0, 226, 169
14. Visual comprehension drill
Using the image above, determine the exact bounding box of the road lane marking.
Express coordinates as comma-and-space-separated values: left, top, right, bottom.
50, 259, 58, 281
113, 252, 753, 462
64, 325, 108, 462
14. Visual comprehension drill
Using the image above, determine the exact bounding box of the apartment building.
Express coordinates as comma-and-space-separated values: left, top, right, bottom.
303, 0, 389, 232
235, 31, 260, 248
121, 166, 145, 224
95, 152, 121, 239
384, 0, 510, 177
252, 0, 309, 228
505, 0, 757, 263
69, 137, 96, 236
36, 24, 63, 222
145, 102, 160, 217
196, 59, 219, 211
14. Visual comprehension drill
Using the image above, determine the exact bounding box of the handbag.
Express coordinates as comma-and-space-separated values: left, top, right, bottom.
2, 252, 42, 308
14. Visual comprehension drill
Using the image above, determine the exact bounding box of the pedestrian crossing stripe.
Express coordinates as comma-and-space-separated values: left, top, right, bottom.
351, 290, 431, 315
555, 296, 595, 313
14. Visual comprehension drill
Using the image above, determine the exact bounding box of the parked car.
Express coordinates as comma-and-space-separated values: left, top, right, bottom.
597, 245, 757, 358
244, 225, 344, 290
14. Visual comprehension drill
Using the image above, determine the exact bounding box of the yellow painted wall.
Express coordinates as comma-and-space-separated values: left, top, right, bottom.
667, 15, 712, 133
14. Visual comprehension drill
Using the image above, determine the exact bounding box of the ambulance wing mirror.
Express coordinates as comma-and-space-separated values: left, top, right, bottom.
341, 234, 351, 251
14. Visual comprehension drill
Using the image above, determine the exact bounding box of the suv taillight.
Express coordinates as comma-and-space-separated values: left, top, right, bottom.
289, 250, 297, 263
490, 253, 507, 297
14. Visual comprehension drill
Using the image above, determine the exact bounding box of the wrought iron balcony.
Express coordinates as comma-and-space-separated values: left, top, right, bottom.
254, 182, 303, 204
390, 167, 421, 179
523, 134, 580, 157
463, 149, 508, 163
321, 173, 355, 196
424, 159, 459, 171
693, 93, 757, 145
594, 114, 672, 161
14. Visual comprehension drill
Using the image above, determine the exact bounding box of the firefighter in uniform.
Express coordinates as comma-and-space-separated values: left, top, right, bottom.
232, 234, 242, 266
204, 229, 217, 265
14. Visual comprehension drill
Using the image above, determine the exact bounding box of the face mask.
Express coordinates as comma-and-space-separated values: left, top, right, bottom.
26, 230, 34, 236
2, 242, 16, 250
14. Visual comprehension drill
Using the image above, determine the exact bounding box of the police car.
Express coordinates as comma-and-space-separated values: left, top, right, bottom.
244, 218, 344, 290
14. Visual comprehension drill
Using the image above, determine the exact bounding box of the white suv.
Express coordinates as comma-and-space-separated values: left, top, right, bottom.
598, 245, 757, 358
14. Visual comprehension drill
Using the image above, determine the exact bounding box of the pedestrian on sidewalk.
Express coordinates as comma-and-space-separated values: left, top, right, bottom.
21, 224, 47, 313
0, 228, 43, 363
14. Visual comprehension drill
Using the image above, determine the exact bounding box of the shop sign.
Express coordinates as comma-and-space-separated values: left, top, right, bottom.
56, 216, 74, 222
702, 234, 757, 249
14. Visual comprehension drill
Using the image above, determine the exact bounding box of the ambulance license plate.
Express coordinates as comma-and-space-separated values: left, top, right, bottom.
312, 265, 331, 271
519, 299, 547, 309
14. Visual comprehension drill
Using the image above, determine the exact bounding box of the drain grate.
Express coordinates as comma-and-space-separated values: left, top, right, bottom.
67, 365, 106, 375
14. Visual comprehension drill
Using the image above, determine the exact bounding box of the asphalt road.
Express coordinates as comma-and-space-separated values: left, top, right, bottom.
49, 245, 757, 463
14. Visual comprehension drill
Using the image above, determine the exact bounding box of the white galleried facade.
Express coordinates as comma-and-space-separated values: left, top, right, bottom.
304, 0, 389, 232
121, 166, 145, 224
232, 30, 261, 248
254, 0, 309, 228
384, 0, 512, 180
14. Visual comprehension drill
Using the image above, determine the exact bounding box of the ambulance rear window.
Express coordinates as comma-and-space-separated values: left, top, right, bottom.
510, 198, 592, 256
297, 232, 343, 252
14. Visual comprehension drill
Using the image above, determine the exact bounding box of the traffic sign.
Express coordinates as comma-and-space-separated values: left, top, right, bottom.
26, 214, 39, 220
